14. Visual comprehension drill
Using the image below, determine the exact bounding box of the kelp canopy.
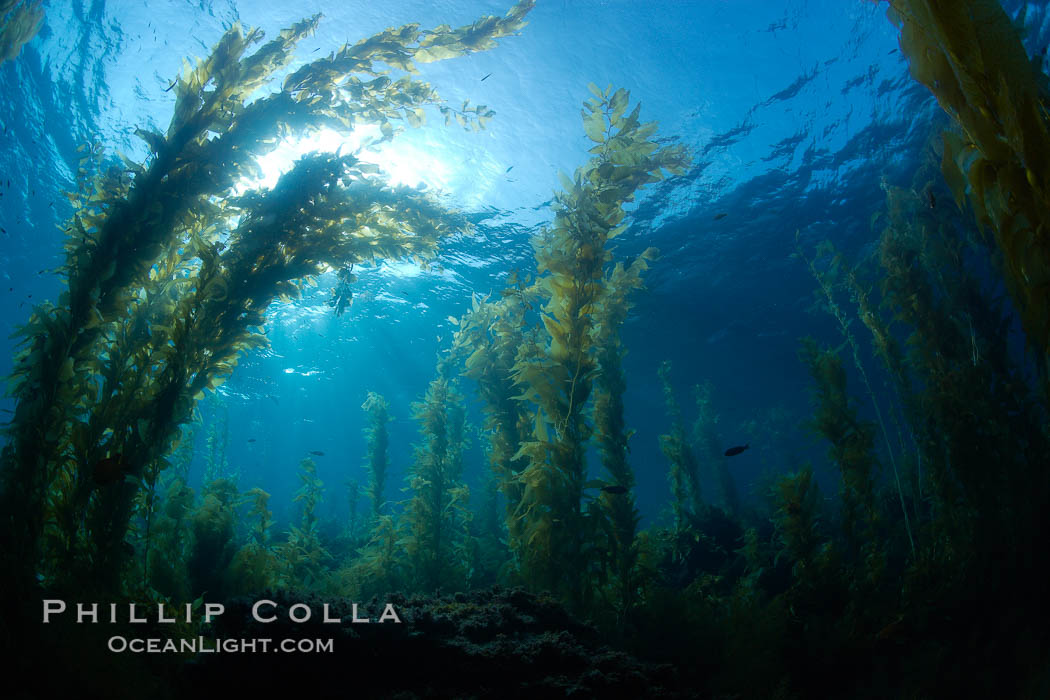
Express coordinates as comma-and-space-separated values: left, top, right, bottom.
0, 0, 534, 597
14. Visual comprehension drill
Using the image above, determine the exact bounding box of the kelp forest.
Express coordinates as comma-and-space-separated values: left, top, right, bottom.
2, 1, 1050, 698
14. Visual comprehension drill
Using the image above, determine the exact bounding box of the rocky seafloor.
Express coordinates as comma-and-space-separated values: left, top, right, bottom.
184, 587, 692, 699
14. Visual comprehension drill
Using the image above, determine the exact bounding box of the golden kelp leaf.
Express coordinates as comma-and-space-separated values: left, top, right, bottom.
557, 170, 575, 193
583, 109, 606, 143
405, 107, 424, 127
534, 410, 548, 442
609, 88, 628, 122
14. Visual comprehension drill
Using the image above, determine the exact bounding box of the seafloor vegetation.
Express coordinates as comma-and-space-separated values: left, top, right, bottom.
3, 0, 1050, 698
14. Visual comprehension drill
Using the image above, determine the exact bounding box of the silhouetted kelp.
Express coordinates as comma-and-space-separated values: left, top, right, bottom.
0, 1, 534, 602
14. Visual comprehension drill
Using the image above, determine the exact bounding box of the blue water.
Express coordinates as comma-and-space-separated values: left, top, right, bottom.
2, 0, 1045, 527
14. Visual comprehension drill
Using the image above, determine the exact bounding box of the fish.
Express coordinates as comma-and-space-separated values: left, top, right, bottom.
93, 455, 127, 485
309, 450, 326, 457
247, 438, 257, 443
600, 485, 628, 495
724, 444, 749, 457
505, 165, 514, 173
480, 72, 492, 81
714, 212, 728, 220
926, 190, 936, 209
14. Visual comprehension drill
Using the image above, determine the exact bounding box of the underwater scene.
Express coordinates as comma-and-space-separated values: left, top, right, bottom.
3, 0, 1050, 697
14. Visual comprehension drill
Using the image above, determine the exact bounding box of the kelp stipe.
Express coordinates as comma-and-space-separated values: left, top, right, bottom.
402, 368, 472, 592
691, 381, 740, 518
657, 360, 702, 537
771, 467, 823, 582
509, 87, 686, 605
361, 391, 391, 522
591, 254, 651, 630
796, 235, 914, 553
450, 290, 535, 577
274, 458, 329, 589
802, 340, 877, 554
202, 395, 234, 485
227, 488, 279, 595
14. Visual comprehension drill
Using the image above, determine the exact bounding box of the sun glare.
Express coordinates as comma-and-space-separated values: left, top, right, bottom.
246, 126, 451, 193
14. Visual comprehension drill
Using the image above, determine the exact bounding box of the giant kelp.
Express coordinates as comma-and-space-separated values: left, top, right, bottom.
690, 381, 740, 518
590, 254, 650, 628
275, 458, 329, 589
0, 1, 534, 597
887, 0, 1050, 387
657, 360, 703, 536
509, 87, 686, 603
0, 0, 42, 64
202, 395, 233, 485
798, 339, 879, 553
786, 167, 1050, 695
797, 235, 914, 553
402, 369, 472, 592
226, 487, 277, 595
361, 391, 391, 521
451, 288, 536, 572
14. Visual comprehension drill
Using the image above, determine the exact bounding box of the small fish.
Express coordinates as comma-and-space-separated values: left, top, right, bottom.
93, 455, 126, 485
247, 438, 257, 443
312, 47, 321, 53
480, 72, 492, 81
505, 165, 514, 173
724, 444, 749, 457
714, 212, 728, 220
926, 190, 936, 209
600, 485, 628, 495
309, 450, 326, 457
164, 81, 177, 92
